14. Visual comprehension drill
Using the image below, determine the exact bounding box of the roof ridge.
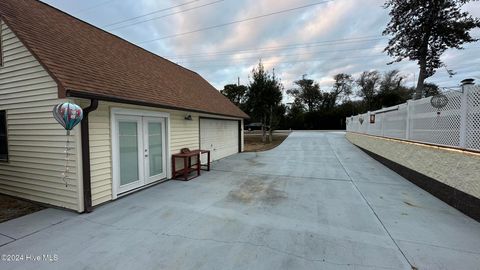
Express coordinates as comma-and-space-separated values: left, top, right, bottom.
36, 0, 201, 77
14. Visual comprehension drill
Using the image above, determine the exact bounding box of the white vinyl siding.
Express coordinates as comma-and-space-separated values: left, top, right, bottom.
170, 111, 199, 154
0, 21, 82, 211
82, 100, 242, 205
87, 103, 111, 206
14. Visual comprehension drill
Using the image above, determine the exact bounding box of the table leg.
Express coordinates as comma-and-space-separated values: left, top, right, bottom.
172, 156, 176, 179
183, 157, 188, 180
197, 153, 201, 176
207, 151, 210, 171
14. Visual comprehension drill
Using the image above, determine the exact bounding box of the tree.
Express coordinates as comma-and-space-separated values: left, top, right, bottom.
356, 71, 380, 110
383, 0, 480, 99
379, 70, 404, 93
332, 73, 354, 103
377, 70, 414, 107
285, 100, 305, 130
220, 84, 247, 106
266, 71, 284, 142
286, 75, 322, 112
246, 61, 283, 143
423, 82, 441, 97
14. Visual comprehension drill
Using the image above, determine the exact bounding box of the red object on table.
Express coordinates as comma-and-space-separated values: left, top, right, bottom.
171, 149, 210, 181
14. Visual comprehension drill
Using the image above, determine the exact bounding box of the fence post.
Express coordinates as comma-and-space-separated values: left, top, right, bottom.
459, 87, 469, 148
363, 111, 370, 134
406, 101, 411, 140
381, 112, 385, 137
368, 113, 371, 135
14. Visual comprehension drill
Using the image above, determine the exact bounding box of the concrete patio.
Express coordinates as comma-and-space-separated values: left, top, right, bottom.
1, 131, 479, 270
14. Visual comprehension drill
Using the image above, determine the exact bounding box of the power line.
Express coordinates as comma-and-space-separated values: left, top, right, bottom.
157, 37, 480, 60
139, 0, 334, 43
102, 0, 200, 28
167, 36, 386, 59
184, 51, 480, 69
73, 0, 119, 14
106, 0, 225, 31
185, 54, 389, 68
173, 45, 388, 64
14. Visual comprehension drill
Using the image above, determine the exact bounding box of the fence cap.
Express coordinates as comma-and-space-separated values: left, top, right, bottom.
461, 78, 475, 85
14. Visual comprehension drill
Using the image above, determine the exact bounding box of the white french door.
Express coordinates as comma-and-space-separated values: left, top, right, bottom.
143, 117, 167, 184
114, 114, 167, 195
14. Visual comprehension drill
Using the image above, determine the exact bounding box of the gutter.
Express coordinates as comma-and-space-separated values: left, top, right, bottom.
80, 99, 98, 213
67, 90, 250, 120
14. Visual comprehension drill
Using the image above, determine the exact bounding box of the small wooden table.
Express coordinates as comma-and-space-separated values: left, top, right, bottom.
171, 150, 210, 181
199, 149, 211, 172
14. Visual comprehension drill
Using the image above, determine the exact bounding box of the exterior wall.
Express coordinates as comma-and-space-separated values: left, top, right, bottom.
81, 100, 243, 206
0, 21, 82, 211
346, 132, 480, 199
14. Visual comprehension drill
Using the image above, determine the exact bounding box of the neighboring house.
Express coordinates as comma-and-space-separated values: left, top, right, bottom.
0, 0, 248, 212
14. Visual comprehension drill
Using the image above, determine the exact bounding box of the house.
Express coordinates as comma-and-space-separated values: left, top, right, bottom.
0, 0, 249, 213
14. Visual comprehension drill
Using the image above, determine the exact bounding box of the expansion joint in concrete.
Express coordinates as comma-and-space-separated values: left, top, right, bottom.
328, 139, 417, 270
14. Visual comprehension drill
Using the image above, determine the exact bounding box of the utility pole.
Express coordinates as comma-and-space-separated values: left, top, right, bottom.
237, 77, 240, 86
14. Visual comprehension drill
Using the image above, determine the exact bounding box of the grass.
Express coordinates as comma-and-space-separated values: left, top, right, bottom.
244, 132, 289, 152
0, 194, 45, 223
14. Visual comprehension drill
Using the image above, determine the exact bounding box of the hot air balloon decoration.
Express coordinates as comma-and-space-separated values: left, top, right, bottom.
52, 102, 83, 134
52, 102, 83, 187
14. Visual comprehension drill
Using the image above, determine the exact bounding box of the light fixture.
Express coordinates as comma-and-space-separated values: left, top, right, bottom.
184, 114, 192, 121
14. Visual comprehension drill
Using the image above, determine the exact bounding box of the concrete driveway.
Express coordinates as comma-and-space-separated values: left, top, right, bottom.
1, 131, 479, 270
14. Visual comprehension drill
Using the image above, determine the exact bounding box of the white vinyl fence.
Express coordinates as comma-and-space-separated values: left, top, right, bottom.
346, 84, 480, 151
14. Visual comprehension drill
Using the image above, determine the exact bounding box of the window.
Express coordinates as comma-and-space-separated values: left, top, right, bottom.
0, 111, 8, 160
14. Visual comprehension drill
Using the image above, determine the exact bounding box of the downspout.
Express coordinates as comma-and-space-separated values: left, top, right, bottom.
81, 99, 98, 213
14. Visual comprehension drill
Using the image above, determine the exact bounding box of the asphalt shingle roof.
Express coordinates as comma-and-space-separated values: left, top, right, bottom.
0, 0, 248, 119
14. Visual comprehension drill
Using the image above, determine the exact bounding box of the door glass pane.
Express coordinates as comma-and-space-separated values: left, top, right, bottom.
119, 121, 139, 185
148, 121, 163, 176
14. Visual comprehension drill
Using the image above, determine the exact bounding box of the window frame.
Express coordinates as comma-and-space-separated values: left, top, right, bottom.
0, 19, 3, 67
0, 110, 8, 161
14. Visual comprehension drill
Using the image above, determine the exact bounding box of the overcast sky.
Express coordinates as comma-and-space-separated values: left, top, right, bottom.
42, 0, 480, 98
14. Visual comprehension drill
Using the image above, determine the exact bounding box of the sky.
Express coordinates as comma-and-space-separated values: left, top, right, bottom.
42, 0, 480, 101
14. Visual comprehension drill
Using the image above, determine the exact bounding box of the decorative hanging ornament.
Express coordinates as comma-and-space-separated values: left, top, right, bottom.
430, 94, 448, 115
52, 102, 83, 187
52, 102, 83, 133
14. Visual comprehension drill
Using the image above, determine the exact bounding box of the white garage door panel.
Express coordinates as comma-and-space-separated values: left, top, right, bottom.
200, 119, 239, 161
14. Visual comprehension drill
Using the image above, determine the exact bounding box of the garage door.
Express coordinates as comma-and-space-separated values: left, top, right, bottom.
200, 118, 239, 161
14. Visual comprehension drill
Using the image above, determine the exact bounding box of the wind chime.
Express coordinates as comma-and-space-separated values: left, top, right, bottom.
52, 102, 83, 187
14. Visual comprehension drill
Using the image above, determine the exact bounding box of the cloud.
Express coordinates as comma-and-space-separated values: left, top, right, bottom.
43, 0, 480, 93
